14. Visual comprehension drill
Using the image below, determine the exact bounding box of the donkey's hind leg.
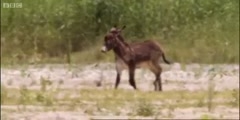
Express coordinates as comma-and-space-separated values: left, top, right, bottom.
155, 64, 162, 91
149, 61, 162, 91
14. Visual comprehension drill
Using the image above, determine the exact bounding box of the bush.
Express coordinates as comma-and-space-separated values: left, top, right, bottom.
1, 0, 239, 64
135, 99, 155, 116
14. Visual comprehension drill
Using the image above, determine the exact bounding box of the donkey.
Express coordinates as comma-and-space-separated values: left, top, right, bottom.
101, 26, 171, 91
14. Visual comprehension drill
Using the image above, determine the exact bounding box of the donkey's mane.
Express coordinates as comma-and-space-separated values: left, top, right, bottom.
115, 33, 130, 48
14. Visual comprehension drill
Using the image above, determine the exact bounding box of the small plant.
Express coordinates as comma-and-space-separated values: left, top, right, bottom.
20, 69, 27, 77
40, 77, 52, 91
135, 99, 155, 116
36, 90, 55, 106
84, 107, 95, 115
35, 77, 55, 106
195, 69, 202, 78
36, 92, 45, 102
19, 85, 34, 105
30, 80, 37, 86
220, 114, 224, 119
115, 110, 121, 116
167, 110, 173, 118
1, 85, 7, 104
197, 97, 205, 107
68, 98, 80, 111
207, 68, 216, 112
58, 79, 64, 85
200, 114, 215, 120
230, 89, 239, 107
44, 94, 54, 106
167, 104, 175, 118
154, 110, 162, 120
7, 79, 13, 86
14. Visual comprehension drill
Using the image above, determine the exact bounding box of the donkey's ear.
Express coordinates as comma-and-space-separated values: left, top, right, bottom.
110, 24, 119, 33
122, 25, 126, 29
113, 24, 118, 28
121, 25, 126, 31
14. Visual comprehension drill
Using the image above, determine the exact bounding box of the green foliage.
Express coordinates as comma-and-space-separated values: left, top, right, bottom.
1, 0, 239, 64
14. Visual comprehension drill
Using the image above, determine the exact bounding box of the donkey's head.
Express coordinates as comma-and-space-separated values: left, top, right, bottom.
101, 25, 126, 52
101, 32, 118, 52
110, 25, 126, 34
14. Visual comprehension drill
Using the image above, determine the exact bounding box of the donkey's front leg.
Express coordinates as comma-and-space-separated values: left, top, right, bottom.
115, 72, 121, 89
115, 61, 124, 89
128, 65, 137, 90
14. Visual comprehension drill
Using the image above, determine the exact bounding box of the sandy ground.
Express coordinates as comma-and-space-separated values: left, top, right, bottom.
1, 63, 239, 119
1, 63, 239, 91
1, 105, 239, 120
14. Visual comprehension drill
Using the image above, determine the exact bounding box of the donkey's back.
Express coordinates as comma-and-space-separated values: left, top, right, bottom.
130, 40, 163, 51
116, 40, 170, 70
128, 40, 166, 62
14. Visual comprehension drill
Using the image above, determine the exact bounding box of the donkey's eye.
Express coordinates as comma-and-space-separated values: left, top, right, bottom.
106, 40, 111, 44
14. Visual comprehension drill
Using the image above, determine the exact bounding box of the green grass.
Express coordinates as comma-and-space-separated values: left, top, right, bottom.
1, 0, 239, 64
1, 87, 239, 108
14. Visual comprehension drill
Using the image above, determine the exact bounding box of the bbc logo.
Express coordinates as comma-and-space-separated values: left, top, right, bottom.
3, 3, 22, 8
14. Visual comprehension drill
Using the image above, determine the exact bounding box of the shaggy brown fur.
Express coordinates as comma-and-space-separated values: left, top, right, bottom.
101, 26, 171, 91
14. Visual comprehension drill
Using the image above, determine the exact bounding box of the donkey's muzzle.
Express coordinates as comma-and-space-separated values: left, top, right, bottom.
101, 46, 108, 53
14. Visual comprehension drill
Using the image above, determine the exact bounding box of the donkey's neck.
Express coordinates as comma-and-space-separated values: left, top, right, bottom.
113, 39, 134, 63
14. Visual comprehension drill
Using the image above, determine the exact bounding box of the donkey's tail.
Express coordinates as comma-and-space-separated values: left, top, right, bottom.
162, 53, 171, 64
152, 40, 171, 64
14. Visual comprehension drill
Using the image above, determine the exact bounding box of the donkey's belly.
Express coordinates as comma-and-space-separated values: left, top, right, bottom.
136, 61, 150, 69
116, 61, 150, 71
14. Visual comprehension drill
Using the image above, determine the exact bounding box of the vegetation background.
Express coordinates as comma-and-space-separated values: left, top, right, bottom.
1, 0, 239, 65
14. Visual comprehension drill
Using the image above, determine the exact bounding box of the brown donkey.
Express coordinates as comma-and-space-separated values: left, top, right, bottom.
101, 26, 171, 91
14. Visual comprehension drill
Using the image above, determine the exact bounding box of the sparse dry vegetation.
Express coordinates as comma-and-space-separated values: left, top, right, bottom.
1, 85, 239, 119
1, 63, 239, 119
1, 86, 239, 109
